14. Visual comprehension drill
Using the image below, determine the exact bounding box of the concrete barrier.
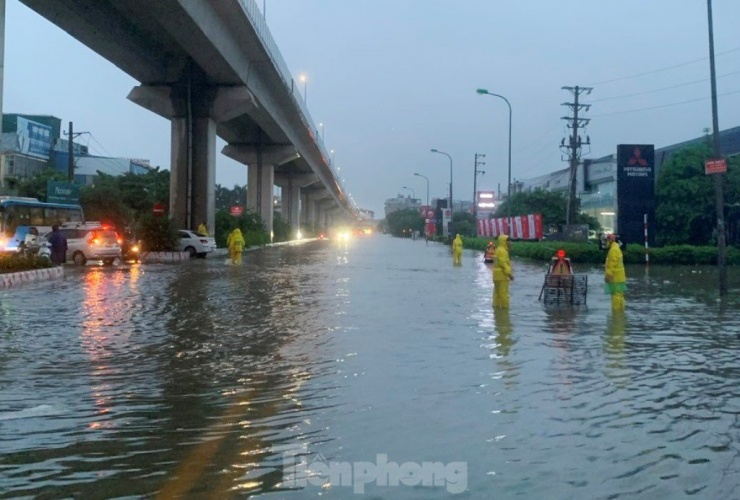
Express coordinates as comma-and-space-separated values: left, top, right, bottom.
0, 266, 64, 288
139, 252, 191, 263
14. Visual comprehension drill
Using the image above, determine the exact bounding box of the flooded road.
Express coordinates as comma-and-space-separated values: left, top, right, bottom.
0, 236, 739, 498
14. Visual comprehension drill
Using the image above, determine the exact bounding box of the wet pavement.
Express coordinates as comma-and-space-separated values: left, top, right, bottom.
0, 236, 739, 498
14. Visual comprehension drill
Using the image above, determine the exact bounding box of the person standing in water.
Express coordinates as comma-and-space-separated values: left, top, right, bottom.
492, 234, 514, 308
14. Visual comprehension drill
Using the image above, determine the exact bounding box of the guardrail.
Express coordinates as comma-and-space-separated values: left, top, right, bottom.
237, 0, 350, 208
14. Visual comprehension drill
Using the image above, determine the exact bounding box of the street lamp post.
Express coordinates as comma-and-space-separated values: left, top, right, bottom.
402, 186, 416, 201
477, 89, 512, 234
413, 173, 430, 207
318, 122, 325, 142
431, 149, 453, 213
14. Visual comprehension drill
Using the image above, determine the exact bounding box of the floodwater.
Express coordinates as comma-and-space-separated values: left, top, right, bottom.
0, 236, 739, 499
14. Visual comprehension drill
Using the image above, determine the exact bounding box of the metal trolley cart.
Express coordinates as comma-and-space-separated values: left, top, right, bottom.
538, 251, 588, 305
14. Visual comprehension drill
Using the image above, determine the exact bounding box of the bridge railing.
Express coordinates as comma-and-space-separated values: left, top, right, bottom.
237, 0, 352, 210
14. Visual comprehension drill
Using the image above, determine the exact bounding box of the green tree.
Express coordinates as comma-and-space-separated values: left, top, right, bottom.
386, 208, 424, 237
137, 213, 179, 251
656, 143, 740, 246
11, 169, 67, 201
216, 184, 247, 211
452, 211, 476, 237
214, 209, 268, 248
494, 188, 600, 231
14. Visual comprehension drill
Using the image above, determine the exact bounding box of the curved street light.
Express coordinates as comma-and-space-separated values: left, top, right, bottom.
430, 148, 453, 213
413, 172, 430, 207
477, 88, 512, 232
401, 186, 416, 200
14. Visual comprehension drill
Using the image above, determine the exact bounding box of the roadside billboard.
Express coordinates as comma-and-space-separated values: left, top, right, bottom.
476, 191, 496, 217
17, 117, 52, 160
617, 144, 655, 246
47, 181, 80, 204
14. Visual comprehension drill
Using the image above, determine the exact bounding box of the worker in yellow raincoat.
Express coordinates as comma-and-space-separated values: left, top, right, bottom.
197, 222, 209, 236
604, 233, 626, 311
452, 234, 463, 265
492, 234, 514, 308
227, 228, 245, 265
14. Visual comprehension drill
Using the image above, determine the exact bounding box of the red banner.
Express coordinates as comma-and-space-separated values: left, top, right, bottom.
477, 214, 543, 240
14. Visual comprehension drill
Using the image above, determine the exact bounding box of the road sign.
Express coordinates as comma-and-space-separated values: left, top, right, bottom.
153, 202, 165, 217
705, 158, 727, 175
230, 205, 244, 216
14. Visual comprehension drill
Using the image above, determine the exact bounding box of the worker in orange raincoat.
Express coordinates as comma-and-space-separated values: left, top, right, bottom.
227, 228, 245, 265
549, 249, 573, 275
493, 234, 514, 308
604, 234, 626, 310
452, 233, 463, 265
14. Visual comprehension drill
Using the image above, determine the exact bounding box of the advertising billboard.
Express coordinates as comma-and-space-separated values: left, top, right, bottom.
476, 191, 496, 217
47, 181, 80, 204
17, 117, 52, 160
617, 144, 655, 246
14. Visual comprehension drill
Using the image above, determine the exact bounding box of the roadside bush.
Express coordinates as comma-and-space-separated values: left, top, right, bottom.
214, 209, 269, 248
137, 215, 179, 252
0, 254, 54, 274
461, 237, 740, 265
273, 214, 292, 242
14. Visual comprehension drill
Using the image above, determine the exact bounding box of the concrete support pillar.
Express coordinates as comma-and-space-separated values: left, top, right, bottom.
275, 173, 316, 235
247, 162, 275, 238
285, 184, 301, 232
300, 191, 310, 227
128, 83, 259, 236
222, 144, 299, 239
308, 199, 320, 232
169, 99, 217, 232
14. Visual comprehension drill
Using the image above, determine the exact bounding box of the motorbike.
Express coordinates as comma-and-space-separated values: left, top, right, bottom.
17, 240, 51, 262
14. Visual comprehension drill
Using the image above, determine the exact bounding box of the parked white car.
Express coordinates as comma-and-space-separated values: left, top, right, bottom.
177, 230, 216, 258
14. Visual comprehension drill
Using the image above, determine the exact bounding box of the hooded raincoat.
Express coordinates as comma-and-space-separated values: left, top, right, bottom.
452, 234, 463, 265
493, 234, 513, 308
604, 238, 626, 310
227, 228, 246, 264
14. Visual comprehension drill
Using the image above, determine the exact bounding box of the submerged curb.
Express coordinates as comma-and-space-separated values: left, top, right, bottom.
0, 266, 64, 288
139, 252, 191, 263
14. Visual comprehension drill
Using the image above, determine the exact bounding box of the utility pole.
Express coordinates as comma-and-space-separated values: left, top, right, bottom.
706, 0, 727, 296
473, 153, 486, 219
63, 121, 89, 183
560, 86, 592, 226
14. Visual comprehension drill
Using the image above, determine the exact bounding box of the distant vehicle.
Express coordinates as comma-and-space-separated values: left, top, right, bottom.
177, 230, 216, 258
43, 222, 122, 266
0, 197, 84, 252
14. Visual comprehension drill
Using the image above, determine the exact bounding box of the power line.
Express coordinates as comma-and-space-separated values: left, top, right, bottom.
585, 45, 740, 86
591, 88, 740, 117
591, 69, 740, 102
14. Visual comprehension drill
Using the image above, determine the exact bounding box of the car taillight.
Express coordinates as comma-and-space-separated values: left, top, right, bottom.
92, 238, 100, 245
199, 239, 208, 244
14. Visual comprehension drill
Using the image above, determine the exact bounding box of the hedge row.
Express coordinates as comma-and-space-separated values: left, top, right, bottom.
0, 254, 54, 274
458, 237, 740, 265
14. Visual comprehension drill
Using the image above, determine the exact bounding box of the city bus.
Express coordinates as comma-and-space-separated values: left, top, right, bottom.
0, 197, 85, 252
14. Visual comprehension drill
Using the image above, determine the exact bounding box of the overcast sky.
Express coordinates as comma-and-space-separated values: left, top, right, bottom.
5, 0, 740, 216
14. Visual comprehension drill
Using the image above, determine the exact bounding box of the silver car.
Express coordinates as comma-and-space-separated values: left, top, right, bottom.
45, 224, 122, 266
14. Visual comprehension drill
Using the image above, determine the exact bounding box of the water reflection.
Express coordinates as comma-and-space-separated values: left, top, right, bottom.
493, 308, 513, 357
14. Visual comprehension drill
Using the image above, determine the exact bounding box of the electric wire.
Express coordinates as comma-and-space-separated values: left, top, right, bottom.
584, 45, 740, 86
590, 69, 740, 102
590, 88, 740, 118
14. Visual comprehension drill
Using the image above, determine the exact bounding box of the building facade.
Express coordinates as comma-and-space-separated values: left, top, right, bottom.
515, 127, 740, 235
0, 113, 152, 190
